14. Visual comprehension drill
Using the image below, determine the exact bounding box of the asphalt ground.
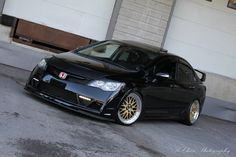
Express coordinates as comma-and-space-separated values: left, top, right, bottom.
0, 64, 235, 157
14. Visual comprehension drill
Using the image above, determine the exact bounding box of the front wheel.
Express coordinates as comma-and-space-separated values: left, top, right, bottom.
116, 92, 142, 125
183, 100, 201, 125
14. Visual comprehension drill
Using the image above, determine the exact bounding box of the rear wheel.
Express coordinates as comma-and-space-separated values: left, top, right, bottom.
183, 100, 200, 125
116, 93, 142, 125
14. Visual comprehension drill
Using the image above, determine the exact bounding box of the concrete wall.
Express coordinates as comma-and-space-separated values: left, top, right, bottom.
164, 0, 236, 104
202, 71, 236, 122
112, 0, 175, 47
164, 0, 236, 79
206, 72, 236, 104
0, 0, 5, 15
164, 0, 236, 122
203, 72, 236, 122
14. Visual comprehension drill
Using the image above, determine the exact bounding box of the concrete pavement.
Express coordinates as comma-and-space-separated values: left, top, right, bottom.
0, 41, 49, 71
0, 64, 235, 157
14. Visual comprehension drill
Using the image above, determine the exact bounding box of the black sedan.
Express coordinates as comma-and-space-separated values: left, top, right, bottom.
25, 40, 206, 125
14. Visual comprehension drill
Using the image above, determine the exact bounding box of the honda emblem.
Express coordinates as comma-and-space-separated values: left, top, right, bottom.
59, 72, 68, 80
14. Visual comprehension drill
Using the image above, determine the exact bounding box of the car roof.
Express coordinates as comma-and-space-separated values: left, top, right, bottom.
107, 40, 167, 54
104, 40, 183, 60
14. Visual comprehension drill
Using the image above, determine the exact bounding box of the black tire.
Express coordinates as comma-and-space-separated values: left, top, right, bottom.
183, 100, 201, 126
116, 92, 142, 126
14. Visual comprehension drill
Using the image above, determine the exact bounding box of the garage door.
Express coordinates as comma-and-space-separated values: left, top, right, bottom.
3, 0, 116, 41
164, 0, 236, 79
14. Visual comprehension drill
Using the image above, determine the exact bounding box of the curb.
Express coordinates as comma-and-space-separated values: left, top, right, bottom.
0, 63, 30, 82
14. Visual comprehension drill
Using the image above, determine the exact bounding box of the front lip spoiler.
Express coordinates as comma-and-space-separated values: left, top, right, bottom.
25, 85, 114, 122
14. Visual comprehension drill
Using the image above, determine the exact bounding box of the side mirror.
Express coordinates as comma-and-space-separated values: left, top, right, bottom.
155, 73, 170, 79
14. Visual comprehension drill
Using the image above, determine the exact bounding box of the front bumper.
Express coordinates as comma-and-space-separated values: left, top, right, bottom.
25, 67, 125, 119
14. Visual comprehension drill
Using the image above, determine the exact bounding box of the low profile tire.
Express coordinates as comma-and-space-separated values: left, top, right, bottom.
116, 92, 142, 126
183, 100, 201, 126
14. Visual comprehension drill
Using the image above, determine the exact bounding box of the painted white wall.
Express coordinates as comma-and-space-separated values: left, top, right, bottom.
164, 0, 236, 79
3, 0, 116, 40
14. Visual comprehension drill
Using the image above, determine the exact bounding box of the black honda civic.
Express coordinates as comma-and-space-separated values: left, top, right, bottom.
25, 40, 206, 125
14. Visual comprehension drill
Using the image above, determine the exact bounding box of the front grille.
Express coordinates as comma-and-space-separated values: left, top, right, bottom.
47, 66, 89, 84
39, 82, 78, 104
47, 66, 62, 78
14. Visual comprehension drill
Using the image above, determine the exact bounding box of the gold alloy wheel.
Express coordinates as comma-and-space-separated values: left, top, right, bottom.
189, 100, 200, 124
118, 93, 142, 125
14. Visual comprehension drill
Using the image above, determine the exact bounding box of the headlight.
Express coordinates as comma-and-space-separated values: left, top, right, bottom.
88, 80, 124, 92
37, 59, 47, 70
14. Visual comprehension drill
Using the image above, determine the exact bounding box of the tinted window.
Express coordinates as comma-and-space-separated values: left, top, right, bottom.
179, 59, 192, 68
177, 63, 196, 82
155, 59, 176, 79
113, 48, 159, 70
77, 42, 160, 70
78, 43, 120, 58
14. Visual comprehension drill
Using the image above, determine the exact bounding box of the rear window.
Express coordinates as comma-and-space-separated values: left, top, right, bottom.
177, 63, 196, 82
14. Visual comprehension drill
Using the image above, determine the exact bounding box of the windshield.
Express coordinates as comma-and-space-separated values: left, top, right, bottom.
78, 42, 120, 59
76, 42, 160, 70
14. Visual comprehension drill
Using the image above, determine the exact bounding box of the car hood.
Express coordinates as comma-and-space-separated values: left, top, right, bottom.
48, 52, 141, 81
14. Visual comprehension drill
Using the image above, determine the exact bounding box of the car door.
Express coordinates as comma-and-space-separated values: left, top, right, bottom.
170, 59, 200, 113
142, 57, 178, 117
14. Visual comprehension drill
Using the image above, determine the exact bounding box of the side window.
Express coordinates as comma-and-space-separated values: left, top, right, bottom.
117, 49, 149, 64
177, 63, 196, 82
155, 59, 177, 79
117, 51, 129, 62
114, 48, 150, 69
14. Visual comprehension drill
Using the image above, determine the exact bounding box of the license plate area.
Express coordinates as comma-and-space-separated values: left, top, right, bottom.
50, 79, 66, 89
